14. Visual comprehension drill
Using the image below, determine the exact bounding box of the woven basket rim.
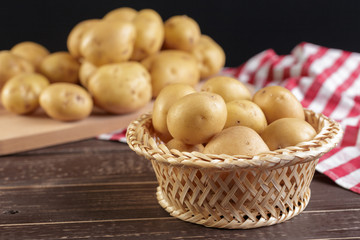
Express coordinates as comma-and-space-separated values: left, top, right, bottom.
126, 109, 343, 170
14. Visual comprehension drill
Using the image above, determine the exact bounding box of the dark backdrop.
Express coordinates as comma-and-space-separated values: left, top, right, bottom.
1, 0, 360, 67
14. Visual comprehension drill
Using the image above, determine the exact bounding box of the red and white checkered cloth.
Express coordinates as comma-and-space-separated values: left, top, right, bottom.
98, 42, 360, 194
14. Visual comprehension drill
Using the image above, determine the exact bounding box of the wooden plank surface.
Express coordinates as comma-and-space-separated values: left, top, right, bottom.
0, 139, 359, 240
0, 102, 152, 156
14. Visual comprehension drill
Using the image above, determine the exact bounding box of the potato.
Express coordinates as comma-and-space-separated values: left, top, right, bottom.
79, 60, 97, 89
103, 7, 137, 22
203, 126, 270, 156
166, 138, 204, 153
0, 51, 34, 89
252, 85, 305, 124
39, 52, 80, 84
164, 15, 201, 51
152, 83, 196, 141
39, 83, 93, 121
141, 50, 200, 97
88, 62, 151, 114
225, 99, 267, 134
260, 118, 317, 151
201, 76, 251, 102
80, 20, 136, 66
67, 19, 100, 59
130, 9, 164, 61
1, 73, 49, 114
167, 92, 227, 145
190, 35, 225, 79
11, 41, 50, 71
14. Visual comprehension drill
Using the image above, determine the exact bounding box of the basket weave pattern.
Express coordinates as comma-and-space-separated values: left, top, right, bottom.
127, 110, 343, 229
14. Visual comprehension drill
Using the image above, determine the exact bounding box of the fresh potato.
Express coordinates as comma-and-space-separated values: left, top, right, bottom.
88, 62, 151, 114
1, 73, 49, 114
39, 52, 80, 84
201, 76, 251, 102
253, 85, 305, 124
67, 19, 100, 59
190, 35, 225, 79
79, 60, 97, 89
141, 50, 200, 97
225, 99, 267, 134
203, 126, 270, 155
166, 138, 204, 153
130, 9, 164, 61
80, 20, 136, 66
164, 15, 201, 51
260, 118, 317, 151
152, 83, 196, 141
39, 83, 93, 121
103, 7, 137, 22
11, 41, 50, 71
0, 51, 34, 89
167, 92, 227, 145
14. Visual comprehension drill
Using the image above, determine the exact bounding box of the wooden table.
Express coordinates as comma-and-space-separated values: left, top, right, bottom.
0, 138, 359, 240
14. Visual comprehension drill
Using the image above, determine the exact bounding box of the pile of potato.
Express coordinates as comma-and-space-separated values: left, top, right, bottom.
0, 7, 225, 121
152, 78, 317, 155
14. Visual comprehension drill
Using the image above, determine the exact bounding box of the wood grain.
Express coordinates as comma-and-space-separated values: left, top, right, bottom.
0, 139, 359, 240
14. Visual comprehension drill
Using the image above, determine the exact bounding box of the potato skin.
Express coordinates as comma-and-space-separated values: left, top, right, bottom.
260, 118, 317, 151
67, 19, 100, 59
203, 126, 270, 156
11, 41, 50, 71
88, 62, 152, 114
252, 85, 305, 124
80, 20, 136, 66
39, 83, 93, 121
79, 60, 97, 89
225, 99, 267, 134
167, 92, 227, 145
164, 15, 201, 51
130, 9, 164, 61
190, 35, 225, 79
166, 138, 204, 153
0, 51, 34, 89
152, 83, 196, 141
141, 50, 200, 97
39, 52, 80, 84
1, 73, 49, 114
201, 76, 252, 102
103, 7, 137, 22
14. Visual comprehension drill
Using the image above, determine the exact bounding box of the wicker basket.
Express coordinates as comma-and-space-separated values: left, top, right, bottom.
126, 109, 343, 229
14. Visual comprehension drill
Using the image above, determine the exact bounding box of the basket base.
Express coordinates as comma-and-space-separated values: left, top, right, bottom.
156, 186, 311, 229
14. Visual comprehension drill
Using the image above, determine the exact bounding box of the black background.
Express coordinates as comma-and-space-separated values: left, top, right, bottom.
1, 0, 360, 67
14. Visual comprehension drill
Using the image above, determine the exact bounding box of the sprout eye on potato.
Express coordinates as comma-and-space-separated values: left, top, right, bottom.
39, 83, 93, 121
252, 85, 305, 124
225, 99, 267, 134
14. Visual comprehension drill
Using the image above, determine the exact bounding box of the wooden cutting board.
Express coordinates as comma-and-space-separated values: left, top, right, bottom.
0, 102, 153, 156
